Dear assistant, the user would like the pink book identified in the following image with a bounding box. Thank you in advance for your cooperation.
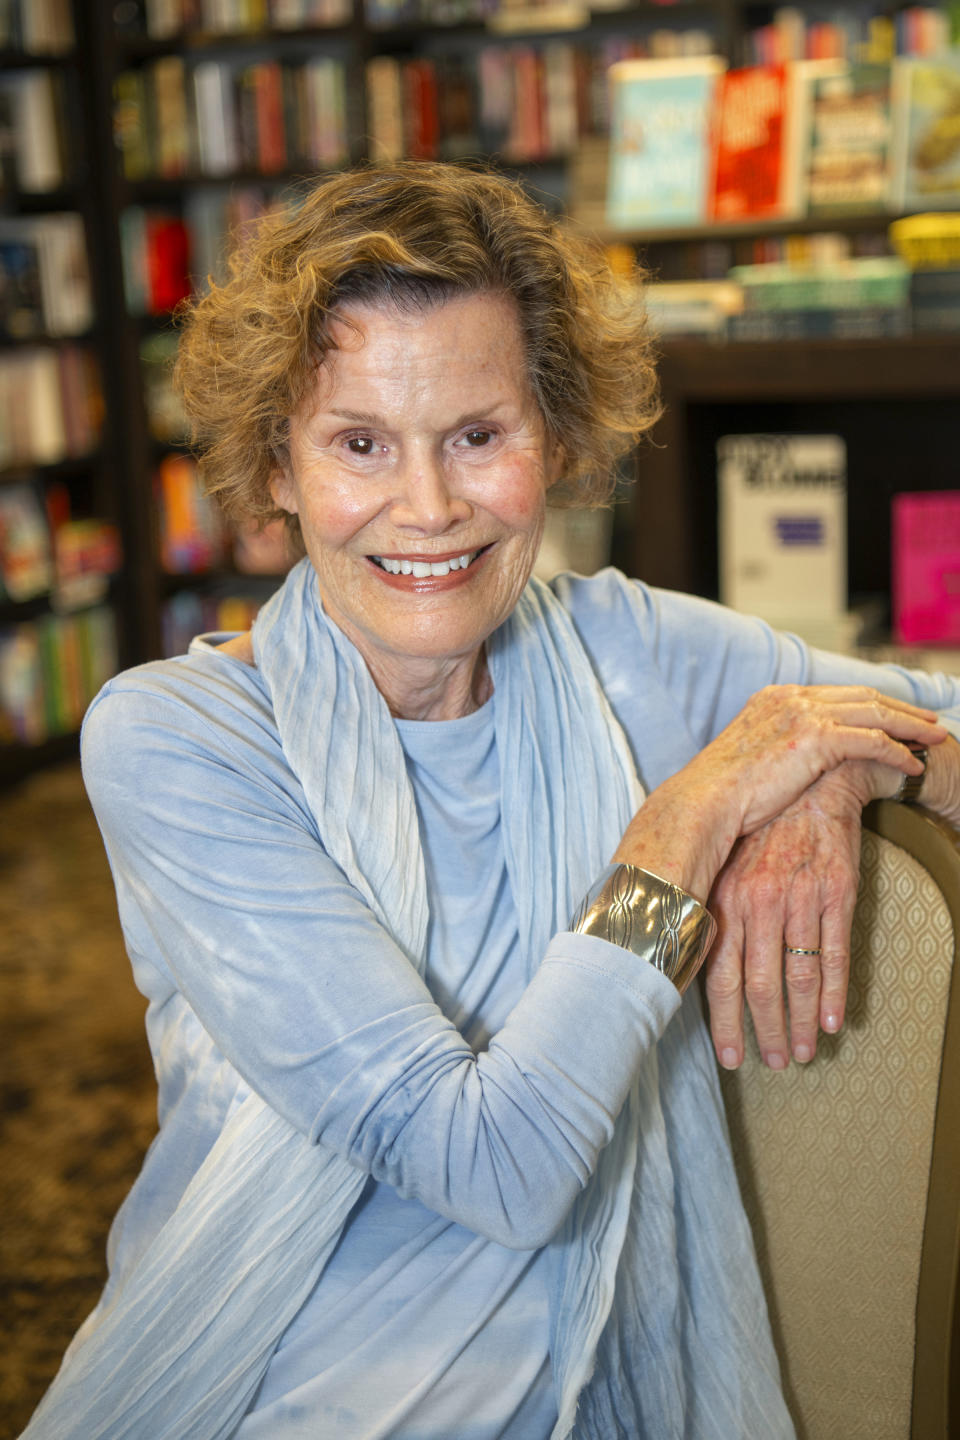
[893,490,960,644]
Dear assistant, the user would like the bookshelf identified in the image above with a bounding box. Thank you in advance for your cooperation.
[628,334,960,622]
[1,0,959,777]
[0,3,131,783]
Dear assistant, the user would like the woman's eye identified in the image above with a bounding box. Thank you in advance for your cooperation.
[346,436,377,455]
[463,429,493,447]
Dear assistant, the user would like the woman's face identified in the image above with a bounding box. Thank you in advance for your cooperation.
[271,291,561,699]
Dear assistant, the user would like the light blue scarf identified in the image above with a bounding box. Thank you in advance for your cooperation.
[23,560,793,1440]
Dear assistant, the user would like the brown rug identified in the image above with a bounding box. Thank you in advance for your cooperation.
[0,761,157,1438]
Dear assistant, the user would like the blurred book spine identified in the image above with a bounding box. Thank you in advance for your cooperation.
[0,68,69,193]
[0,213,93,338]
[0,345,102,469]
[0,0,74,56]
[0,605,117,745]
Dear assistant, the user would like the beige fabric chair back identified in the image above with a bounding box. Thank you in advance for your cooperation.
[719,800,960,1440]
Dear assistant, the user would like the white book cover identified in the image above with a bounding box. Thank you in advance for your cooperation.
[718,433,847,633]
[35,214,91,335]
[24,347,67,465]
[12,71,63,192]
[193,62,239,177]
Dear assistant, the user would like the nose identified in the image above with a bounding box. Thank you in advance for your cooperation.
[388,448,472,534]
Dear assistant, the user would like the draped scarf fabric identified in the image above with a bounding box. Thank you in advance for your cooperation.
[23,559,793,1440]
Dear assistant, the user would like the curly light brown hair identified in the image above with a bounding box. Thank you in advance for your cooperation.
[174,160,660,548]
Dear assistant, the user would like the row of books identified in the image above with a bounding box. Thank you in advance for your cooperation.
[0,69,69,194]
[122,0,960,43]
[162,584,273,657]
[0,213,92,340]
[114,54,350,181]
[605,53,960,232]
[109,184,805,325]
[121,188,284,315]
[0,481,122,610]
[0,604,117,746]
[0,0,75,55]
[114,36,703,180]
[644,253,960,339]
[156,453,291,576]
[124,0,706,35]
[746,4,959,67]
[367,34,717,164]
[126,0,352,37]
[0,346,102,471]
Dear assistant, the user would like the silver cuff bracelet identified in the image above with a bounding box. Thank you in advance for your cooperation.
[570,863,717,995]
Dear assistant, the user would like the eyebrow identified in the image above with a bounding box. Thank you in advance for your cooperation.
[325,399,513,429]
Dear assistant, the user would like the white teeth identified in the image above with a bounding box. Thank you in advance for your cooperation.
[374,549,480,577]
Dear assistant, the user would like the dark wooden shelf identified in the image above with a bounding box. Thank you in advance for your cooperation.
[115,24,355,62]
[658,334,960,400]
[572,207,927,246]
[0,47,75,68]
[160,570,288,595]
[0,453,101,487]
[631,333,960,600]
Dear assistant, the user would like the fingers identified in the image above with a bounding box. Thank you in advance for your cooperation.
[771,684,943,729]
[818,878,856,1040]
[742,899,791,1071]
[728,687,946,839]
[705,908,746,1070]
[782,877,822,1063]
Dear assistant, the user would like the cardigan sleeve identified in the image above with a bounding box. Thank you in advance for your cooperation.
[554,570,960,781]
[81,671,680,1251]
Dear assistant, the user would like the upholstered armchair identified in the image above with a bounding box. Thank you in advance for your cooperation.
[720,799,960,1440]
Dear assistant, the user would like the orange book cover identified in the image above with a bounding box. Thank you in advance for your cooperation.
[255,61,288,174]
[709,63,789,221]
[403,60,439,160]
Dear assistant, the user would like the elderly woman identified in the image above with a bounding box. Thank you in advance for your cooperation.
[23,162,960,1440]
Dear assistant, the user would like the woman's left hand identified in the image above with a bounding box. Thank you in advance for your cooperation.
[704,762,873,1072]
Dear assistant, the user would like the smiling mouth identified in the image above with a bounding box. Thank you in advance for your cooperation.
[369,547,487,578]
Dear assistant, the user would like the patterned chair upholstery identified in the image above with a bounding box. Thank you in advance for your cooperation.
[719,799,960,1440]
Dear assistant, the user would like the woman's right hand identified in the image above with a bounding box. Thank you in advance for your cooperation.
[612,684,947,902]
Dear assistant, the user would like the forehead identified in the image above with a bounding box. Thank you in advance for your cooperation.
[319,292,529,398]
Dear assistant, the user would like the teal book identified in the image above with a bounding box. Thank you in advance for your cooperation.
[606,56,725,230]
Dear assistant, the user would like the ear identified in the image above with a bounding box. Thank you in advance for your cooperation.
[269,466,299,516]
[544,437,565,492]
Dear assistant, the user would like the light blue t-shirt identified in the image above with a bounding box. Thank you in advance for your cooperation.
[79,570,960,1439]
[238,704,557,1438]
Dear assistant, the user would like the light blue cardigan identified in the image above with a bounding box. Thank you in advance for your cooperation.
[27,564,960,1438]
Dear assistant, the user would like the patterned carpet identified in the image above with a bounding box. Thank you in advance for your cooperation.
[0,761,157,1438]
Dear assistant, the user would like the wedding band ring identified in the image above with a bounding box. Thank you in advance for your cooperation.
[783,945,822,956]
